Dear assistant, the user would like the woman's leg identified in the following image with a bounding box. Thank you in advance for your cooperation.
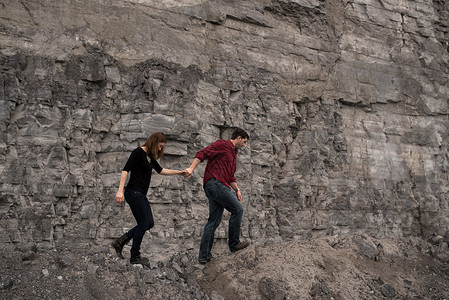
[124,189,154,252]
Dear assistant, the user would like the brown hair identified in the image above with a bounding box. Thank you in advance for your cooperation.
[143,132,167,159]
[231,128,249,140]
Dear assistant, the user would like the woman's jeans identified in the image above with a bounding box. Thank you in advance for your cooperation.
[124,189,154,252]
[198,178,244,261]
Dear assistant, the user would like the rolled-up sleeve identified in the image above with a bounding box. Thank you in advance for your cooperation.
[194,140,225,162]
[195,139,238,187]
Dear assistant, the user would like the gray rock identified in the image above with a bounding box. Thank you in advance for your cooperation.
[0,0,448,264]
[353,235,382,261]
[58,255,74,268]
[84,273,109,299]
[210,291,225,300]
[80,203,97,219]
[259,277,285,300]
[381,283,396,298]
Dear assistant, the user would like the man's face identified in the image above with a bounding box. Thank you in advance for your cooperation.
[235,137,247,150]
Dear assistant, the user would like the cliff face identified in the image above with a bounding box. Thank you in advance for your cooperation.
[0,0,448,256]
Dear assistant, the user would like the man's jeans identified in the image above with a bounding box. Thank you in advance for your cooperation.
[198,178,244,261]
[125,189,155,252]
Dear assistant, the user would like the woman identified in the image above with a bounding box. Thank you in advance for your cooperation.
[112,132,185,265]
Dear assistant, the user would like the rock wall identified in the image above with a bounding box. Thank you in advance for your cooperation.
[0,0,448,257]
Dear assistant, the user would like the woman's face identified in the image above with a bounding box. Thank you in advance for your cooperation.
[158,142,166,151]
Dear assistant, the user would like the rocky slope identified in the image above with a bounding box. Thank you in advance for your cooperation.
[2,235,449,299]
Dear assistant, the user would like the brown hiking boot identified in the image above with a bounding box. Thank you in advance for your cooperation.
[231,241,250,253]
[130,250,150,266]
[111,233,131,259]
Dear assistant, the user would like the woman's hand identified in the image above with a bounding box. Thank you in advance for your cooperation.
[115,191,124,204]
[116,171,128,204]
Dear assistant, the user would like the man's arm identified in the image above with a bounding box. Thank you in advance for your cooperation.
[230,182,242,201]
[185,158,201,178]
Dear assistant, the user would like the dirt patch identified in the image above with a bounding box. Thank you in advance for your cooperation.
[1,235,448,299]
[195,236,449,299]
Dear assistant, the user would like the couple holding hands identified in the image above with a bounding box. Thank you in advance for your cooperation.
[112,128,250,265]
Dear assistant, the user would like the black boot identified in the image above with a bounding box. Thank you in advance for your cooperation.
[111,233,131,259]
[130,250,150,266]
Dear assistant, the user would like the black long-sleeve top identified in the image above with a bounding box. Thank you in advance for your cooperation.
[123,147,162,195]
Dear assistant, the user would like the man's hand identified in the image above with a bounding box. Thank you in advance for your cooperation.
[236,190,242,202]
[184,167,194,178]
[115,191,124,204]
[185,158,201,179]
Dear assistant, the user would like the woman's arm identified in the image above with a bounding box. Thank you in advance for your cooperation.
[115,171,128,203]
[160,168,187,176]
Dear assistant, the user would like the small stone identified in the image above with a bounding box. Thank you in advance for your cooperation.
[87,264,99,274]
[403,279,413,286]
[431,235,444,244]
[42,269,49,277]
[21,251,36,262]
[259,277,285,300]
[381,283,396,298]
[59,255,74,268]
[210,291,225,300]
[172,262,183,274]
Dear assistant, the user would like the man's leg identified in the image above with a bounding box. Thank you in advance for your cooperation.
[198,179,224,262]
[208,179,245,251]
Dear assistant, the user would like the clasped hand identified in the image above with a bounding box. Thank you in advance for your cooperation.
[183,167,193,178]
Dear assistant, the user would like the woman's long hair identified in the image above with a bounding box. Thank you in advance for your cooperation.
[143,132,167,159]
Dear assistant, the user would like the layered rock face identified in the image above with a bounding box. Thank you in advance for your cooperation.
[0,0,448,257]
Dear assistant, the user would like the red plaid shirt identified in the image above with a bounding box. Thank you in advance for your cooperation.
[195,139,237,187]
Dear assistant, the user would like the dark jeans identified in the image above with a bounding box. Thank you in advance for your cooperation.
[124,189,154,252]
[198,178,244,261]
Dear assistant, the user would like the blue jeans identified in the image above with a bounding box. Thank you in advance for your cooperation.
[198,178,244,261]
[124,189,154,252]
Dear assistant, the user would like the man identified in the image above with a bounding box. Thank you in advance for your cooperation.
[185,128,250,264]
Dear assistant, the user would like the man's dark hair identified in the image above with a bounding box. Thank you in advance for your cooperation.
[231,128,249,140]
